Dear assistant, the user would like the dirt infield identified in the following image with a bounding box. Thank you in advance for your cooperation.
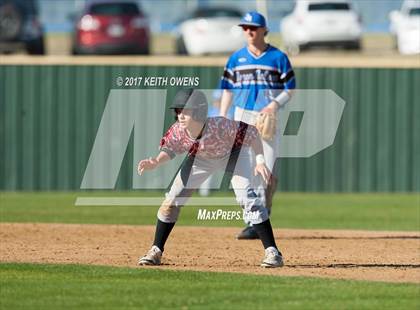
[1,223,419,283]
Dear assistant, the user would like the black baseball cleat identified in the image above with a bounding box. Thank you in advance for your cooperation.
[237,226,259,240]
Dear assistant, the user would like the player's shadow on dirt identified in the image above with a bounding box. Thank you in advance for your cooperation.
[282,236,420,240]
[287,263,420,269]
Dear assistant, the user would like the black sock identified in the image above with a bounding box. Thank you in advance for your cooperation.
[153,219,175,252]
[253,219,279,252]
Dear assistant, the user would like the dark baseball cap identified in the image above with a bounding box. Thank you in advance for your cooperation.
[170,89,208,110]
[238,11,267,28]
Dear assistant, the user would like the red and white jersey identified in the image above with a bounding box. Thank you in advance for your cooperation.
[160,117,258,159]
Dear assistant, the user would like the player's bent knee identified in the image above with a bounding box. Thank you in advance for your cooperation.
[244,193,269,225]
[157,198,181,223]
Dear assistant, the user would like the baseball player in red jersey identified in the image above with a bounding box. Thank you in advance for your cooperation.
[138,89,283,268]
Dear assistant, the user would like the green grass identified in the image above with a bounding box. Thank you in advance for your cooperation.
[1,194,418,309]
[1,263,418,310]
[0,192,419,230]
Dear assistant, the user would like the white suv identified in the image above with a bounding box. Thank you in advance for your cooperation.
[389,0,420,55]
[281,0,362,53]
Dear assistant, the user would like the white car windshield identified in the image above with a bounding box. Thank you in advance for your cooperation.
[308,3,350,11]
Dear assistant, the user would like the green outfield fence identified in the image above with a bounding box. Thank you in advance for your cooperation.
[1,61,419,192]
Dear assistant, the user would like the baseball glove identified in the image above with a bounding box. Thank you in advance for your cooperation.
[255,112,277,141]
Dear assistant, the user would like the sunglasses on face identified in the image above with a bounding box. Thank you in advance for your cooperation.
[242,25,258,31]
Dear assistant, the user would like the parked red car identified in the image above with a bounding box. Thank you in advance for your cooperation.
[72,1,150,55]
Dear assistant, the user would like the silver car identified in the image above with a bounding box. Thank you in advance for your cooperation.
[390,0,420,55]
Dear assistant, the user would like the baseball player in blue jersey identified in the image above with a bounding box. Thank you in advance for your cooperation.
[219,11,296,239]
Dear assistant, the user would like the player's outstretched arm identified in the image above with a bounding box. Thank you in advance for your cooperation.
[137,151,171,175]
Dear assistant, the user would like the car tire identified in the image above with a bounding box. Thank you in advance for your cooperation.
[71,47,79,55]
[176,36,188,55]
[345,40,361,50]
[299,44,309,52]
[26,37,45,55]
[139,45,150,55]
